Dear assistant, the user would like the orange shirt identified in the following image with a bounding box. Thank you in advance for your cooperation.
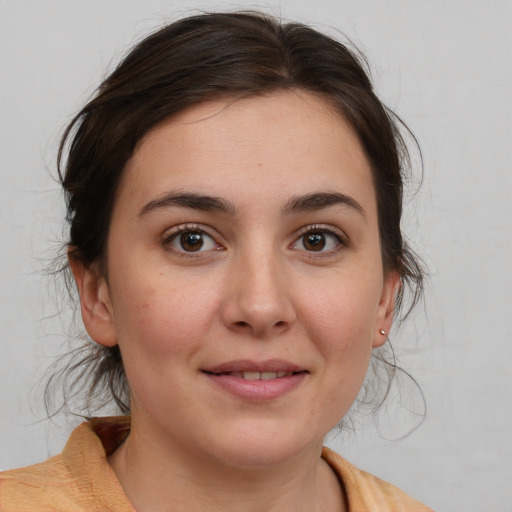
[0,417,432,511]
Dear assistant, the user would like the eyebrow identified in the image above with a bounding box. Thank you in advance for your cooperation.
[138,191,237,217]
[282,192,366,219]
[138,190,365,219]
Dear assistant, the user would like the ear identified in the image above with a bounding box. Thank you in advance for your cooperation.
[68,250,117,347]
[372,271,401,348]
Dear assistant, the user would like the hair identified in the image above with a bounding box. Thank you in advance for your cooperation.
[48,11,425,418]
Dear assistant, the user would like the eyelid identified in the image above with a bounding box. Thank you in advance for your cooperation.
[291,224,348,253]
[162,223,224,256]
[300,223,346,238]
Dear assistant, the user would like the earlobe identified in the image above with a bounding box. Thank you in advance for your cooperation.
[372,271,401,348]
[68,250,117,347]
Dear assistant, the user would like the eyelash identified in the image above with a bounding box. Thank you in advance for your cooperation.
[161,223,347,257]
[162,224,222,257]
[292,224,347,255]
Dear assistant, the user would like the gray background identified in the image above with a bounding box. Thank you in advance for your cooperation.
[1,1,511,510]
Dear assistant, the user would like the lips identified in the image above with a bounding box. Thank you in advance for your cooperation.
[225,371,293,380]
[202,359,308,400]
[203,359,306,375]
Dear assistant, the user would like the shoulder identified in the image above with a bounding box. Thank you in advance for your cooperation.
[0,417,133,512]
[321,447,434,512]
[0,454,81,511]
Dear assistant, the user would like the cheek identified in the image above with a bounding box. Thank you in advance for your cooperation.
[110,272,220,359]
[302,273,380,351]
[301,281,379,424]
[299,268,382,398]
[110,275,220,412]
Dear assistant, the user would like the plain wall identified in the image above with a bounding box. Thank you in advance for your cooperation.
[1,1,511,510]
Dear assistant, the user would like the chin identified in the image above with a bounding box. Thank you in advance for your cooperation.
[204,422,322,469]
[214,443,305,469]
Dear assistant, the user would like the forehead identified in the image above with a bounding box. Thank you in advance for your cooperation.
[117,90,376,218]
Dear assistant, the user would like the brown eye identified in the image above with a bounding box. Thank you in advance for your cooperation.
[292,228,343,253]
[168,229,217,253]
[180,232,204,251]
[303,232,326,251]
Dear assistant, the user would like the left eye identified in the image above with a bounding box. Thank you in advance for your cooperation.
[169,230,218,253]
[293,231,342,252]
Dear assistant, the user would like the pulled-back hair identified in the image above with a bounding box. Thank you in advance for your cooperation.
[50,11,424,417]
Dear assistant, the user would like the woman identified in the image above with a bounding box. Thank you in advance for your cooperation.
[1,11,431,511]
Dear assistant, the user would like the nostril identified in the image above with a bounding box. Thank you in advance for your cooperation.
[275,321,287,328]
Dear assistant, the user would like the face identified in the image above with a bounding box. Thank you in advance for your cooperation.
[74,90,398,468]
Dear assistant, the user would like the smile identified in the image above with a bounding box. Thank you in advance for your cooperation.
[202,360,308,400]
[213,371,295,380]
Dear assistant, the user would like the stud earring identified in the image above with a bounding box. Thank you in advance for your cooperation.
[379,329,386,335]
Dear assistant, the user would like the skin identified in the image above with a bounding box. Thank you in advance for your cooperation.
[71,90,399,512]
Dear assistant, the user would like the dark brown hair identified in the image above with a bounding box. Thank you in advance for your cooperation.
[50,11,424,417]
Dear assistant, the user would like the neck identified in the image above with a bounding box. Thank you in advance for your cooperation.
[108,417,345,512]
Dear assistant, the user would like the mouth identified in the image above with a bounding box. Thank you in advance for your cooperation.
[204,370,301,380]
[201,360,308,400]
[202,359,307,377]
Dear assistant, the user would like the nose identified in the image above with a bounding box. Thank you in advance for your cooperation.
[220,249,296,338]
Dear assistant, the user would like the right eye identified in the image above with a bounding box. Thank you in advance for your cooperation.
[165,227,219,253]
